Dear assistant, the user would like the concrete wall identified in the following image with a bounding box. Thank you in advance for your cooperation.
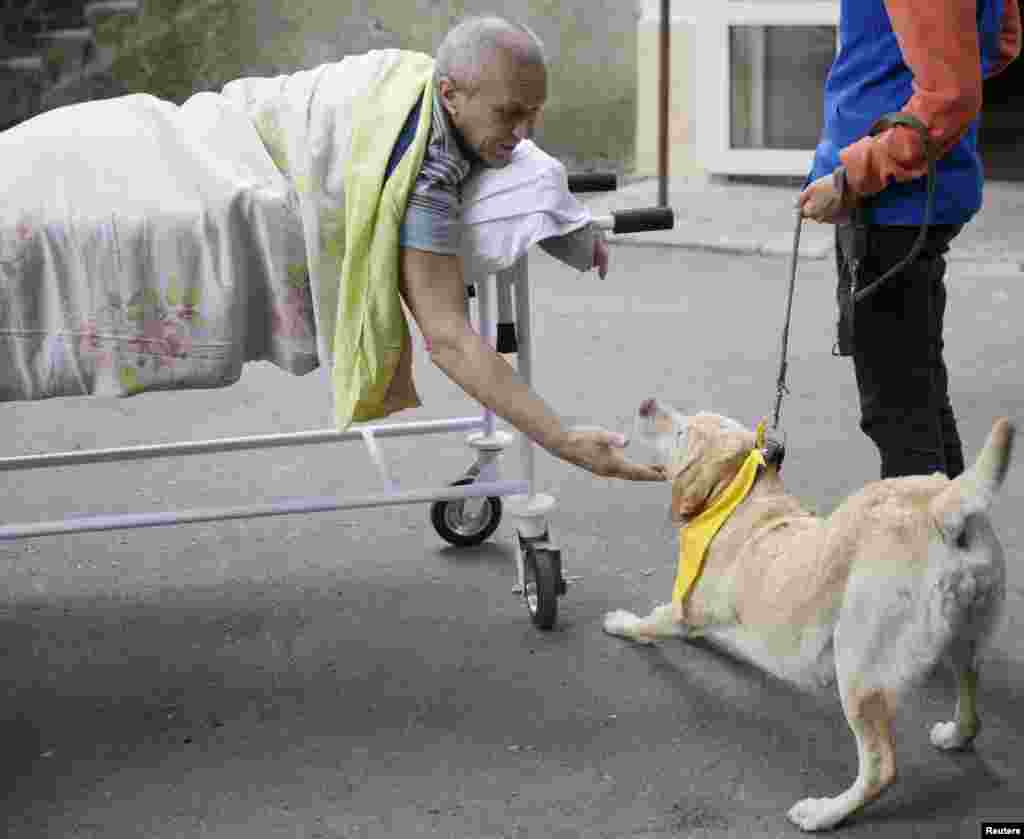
[634,7,699,178]
[81,0,639,173]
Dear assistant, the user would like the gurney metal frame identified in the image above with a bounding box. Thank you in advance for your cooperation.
[0,176,673,630]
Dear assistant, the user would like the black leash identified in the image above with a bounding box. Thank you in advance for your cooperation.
[771,207,801,433]
[770,112,937,459]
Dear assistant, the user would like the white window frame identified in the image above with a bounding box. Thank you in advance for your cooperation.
[696,1,840,176]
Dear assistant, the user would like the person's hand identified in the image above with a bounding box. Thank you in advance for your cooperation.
[797,171,857,224]
[592,236,609,280]
[561,426,667,481]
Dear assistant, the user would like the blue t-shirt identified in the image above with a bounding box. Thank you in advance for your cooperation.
[806,0,1007,225]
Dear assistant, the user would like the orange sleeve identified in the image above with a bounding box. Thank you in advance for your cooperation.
[839,0,983,198]
[986,0,1022,78]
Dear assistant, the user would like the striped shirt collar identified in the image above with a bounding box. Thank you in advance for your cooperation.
[429,79,480,183]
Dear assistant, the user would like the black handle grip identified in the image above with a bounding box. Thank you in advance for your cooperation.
[496,323,518,354]
[568,173,618,193]
[612,207,675,234]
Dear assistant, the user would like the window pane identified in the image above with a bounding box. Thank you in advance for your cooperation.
[729,25,836,149]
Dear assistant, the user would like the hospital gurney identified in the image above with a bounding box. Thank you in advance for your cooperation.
[0,175,674,630]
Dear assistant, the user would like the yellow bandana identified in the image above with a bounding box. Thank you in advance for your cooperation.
[673,424,767,605]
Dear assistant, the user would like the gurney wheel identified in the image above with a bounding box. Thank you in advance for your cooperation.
[430,479,502,547]
[523,545,562,631]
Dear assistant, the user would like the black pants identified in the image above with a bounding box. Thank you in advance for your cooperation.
[835,224,965,479]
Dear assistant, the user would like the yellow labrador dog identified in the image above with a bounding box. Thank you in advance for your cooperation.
[604,399,1014,832]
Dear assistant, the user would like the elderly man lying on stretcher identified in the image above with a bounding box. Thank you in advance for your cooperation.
[0,15,663,483]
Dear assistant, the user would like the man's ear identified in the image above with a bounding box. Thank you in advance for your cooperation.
[437,76,460,117]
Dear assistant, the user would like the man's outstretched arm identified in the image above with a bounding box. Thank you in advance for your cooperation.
[398,247,664,481]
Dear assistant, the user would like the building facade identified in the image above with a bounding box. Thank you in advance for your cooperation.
[636,0,1024,182]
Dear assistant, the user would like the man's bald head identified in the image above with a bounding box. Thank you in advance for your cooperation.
[435,16,546,93]
[433,16,548,168]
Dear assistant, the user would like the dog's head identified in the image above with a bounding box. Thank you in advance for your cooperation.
[634,399,759,525]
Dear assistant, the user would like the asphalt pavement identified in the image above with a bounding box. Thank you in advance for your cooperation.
[2,182,1023,837]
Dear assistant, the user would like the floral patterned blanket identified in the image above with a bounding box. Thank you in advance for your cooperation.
[0,52,593,406]
[0,89,315,401]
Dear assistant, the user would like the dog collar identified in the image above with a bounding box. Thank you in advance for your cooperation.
[673,428,767,606]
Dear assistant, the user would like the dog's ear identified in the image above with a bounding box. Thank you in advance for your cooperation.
[669,416,754,523]
[668,423,709,520]
[671,471,707,520]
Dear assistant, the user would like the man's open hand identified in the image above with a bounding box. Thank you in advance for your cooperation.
[797,172,857,224]
[563,426,667,481]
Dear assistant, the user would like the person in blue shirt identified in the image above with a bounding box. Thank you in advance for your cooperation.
[797,0,1020,479]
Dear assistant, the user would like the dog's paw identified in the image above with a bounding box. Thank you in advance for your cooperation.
[930,720,977,751]
[787,797,847,832]
[602,609,653,644]
[602,609,637,637]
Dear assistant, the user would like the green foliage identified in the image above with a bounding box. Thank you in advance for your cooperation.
[93,13,134,48]
[43,44,67,81]
[106,0,247,102]
[97,0,637,168]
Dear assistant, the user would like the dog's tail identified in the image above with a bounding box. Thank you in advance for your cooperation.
[930,417,1015,543]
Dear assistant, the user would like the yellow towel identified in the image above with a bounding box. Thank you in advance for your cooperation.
[334,52,436,427]
[673,434,766,605]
